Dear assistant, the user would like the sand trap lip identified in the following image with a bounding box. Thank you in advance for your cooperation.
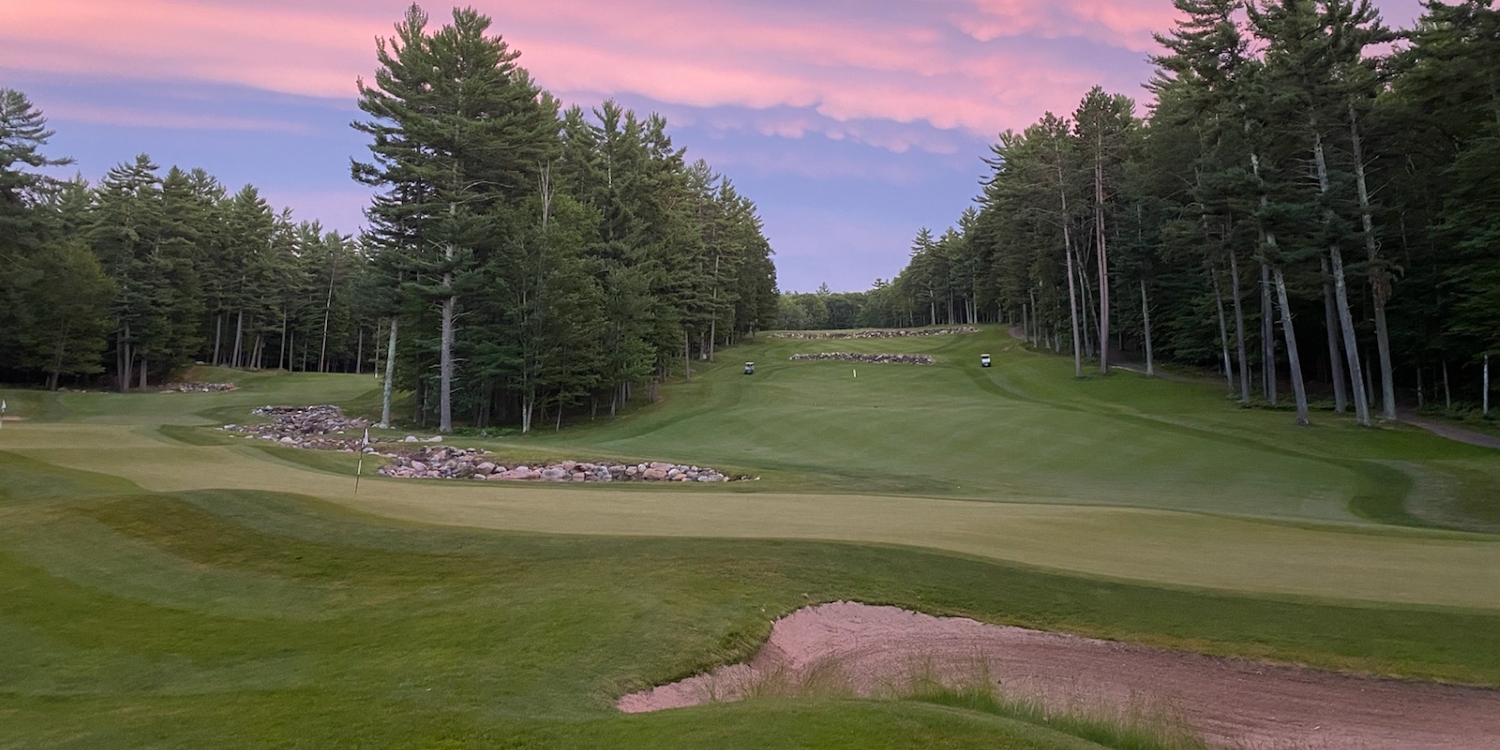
[618,601,1500,749]
[1,416,26,422]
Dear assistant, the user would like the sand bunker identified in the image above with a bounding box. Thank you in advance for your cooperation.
[618,601,1500,750]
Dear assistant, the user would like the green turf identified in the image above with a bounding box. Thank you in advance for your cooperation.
[3,327,1499,748]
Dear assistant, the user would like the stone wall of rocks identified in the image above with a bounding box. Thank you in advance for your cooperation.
[380,446,742,483]
[221,404,748,483]
[167,382,237,392]
[789,352,934,365]
[770,327,978,340]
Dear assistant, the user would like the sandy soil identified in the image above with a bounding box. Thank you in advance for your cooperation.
[618,602,1500,750]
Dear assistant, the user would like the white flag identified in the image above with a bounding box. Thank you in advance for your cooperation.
[363,427,370,446]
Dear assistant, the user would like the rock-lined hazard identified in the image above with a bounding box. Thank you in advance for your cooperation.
[223,405,749,483]
[771,327,977,340]
[381,447,740,483]
[790,352,934,365]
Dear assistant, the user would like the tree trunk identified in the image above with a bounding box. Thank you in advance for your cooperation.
[138,356,148,390]
[1322,258,1348,413]
[379,318,398,428]
[1228,250,1250,404]
[1212,269,1234,395]
[1443,361,1451,410]
[1062,226,1083,378]
[440,281,455,434]
[683,329,691,381]
[279,309,288,371]
[1261,263,1276,405]
[117,326,130,393]
[212,314,223,366]
[1485,354,1491,416]
[1140,278,1153,377]
[355,328,364,376]
[232,309,245,369]
[1348,102,1397,420]
[1273,268,1310,425]
[1095,157,1110,375]
[1081,243,1097,360]
[1312,128,1370,426]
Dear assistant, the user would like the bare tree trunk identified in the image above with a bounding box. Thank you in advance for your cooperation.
[1322,258,1348,413]
[1228,250,1250,404]
[117,325,130,392]
[439,281,455,433]
[1140,278,1153,377]
[232,309,244,369]
[279,309,288,371]
[1348,102,1397,420]
[138,356,148,390]
[1212,269,1234,395]
[1443,361,1452,410]
[683,329,691,381]
[379,318,398,428]
[355,328,363,376]
[212,314,222,366]
[1077,242,1097,360]
[1261,263,1276,405]
[1485,354,1491,416]
[1095,156,1110,375]
[1313,129,1371,426]
[1273,268,1311,425]
[1063,226,1083,378]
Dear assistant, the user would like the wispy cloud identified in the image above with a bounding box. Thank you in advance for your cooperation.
[3,0,1157,140]
[45,102,311,133]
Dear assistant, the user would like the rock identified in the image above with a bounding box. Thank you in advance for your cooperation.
[405,436,418,443]
[644,468,668,480]
[475,462,497,475]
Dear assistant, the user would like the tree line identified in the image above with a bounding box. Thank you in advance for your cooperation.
[0,95,373,390]
[822,0,1499,423]
[0,5,780,434]
[354,5,778,433]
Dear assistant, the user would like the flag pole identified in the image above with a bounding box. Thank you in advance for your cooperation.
[1,398,7,431]
[355,427,369,495]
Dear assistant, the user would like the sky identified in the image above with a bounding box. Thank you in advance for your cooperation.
[1,0,1425,292]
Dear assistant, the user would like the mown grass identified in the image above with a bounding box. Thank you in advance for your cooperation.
[4,480,1500,748]
[3,326,1498,748]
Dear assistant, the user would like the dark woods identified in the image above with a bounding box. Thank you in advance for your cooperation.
[0,4,779,432]
[784,0,1500,424]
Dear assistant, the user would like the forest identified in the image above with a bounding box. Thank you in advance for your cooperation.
[784,0,1499,424]
[0,5,780,432]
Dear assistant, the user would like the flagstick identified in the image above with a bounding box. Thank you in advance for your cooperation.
[354,426,370,495]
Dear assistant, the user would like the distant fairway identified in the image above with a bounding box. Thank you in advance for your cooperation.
[3,328,1499,748]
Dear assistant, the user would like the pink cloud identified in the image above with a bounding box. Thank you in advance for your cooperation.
[0,0,1173,140]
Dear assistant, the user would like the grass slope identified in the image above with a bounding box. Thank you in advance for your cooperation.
[2,329,1498,748]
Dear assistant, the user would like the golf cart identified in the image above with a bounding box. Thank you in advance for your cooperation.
[744,361,755,375]
[980,353,992,368]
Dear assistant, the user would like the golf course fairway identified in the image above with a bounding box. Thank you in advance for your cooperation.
[2,326,1497,748]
